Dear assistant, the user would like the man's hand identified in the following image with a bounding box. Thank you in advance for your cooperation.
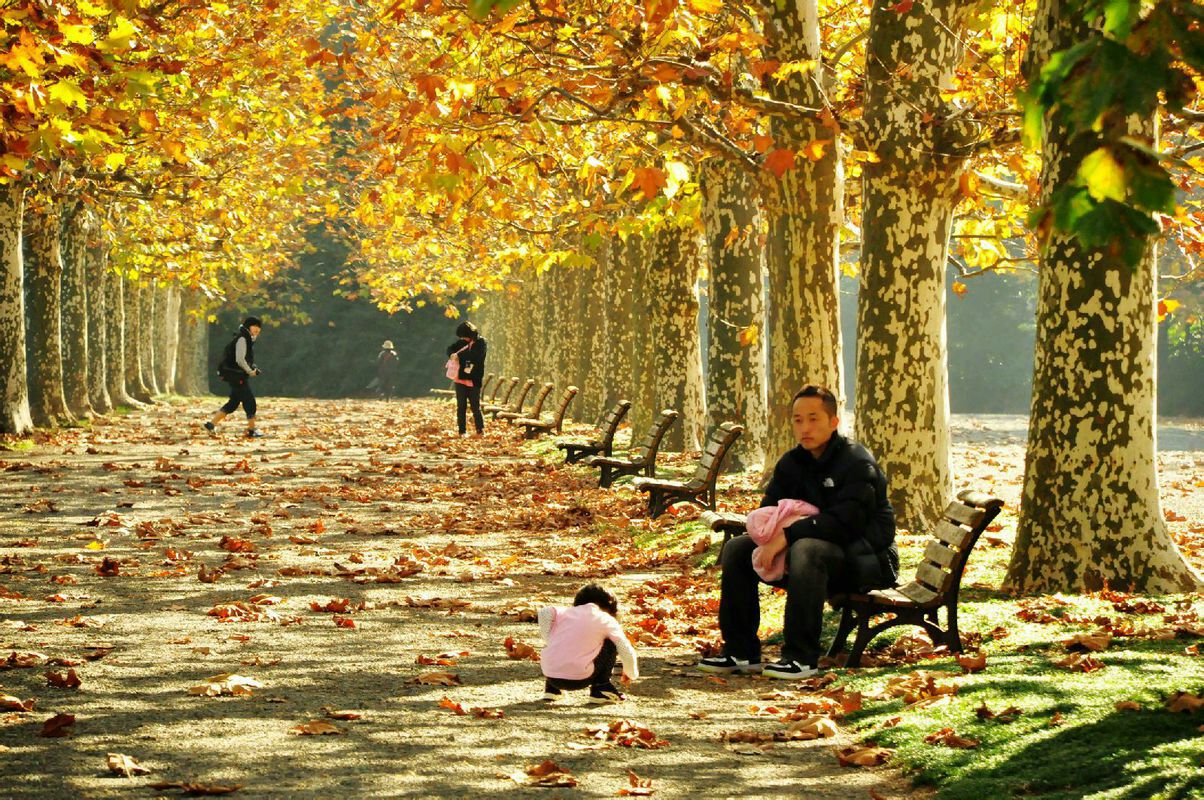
[751,531,787,573]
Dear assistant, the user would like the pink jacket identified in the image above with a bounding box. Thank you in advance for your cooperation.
[745,499,819,582]
[538,603,639,682]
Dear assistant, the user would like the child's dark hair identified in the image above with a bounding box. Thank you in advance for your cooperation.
[573,583,618,616]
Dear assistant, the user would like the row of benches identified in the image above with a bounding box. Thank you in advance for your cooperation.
[450,373,1005,667]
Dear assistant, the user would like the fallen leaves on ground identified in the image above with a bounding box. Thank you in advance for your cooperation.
[289,720,347,735]
[107,752,152,777]
[584,719,669,749]
[956,651,987,673]
[618,770,655,796]
[40,712,75,737]
[880,671,960,706]
[1053,653,1105,673]
[1063,631,1112,652]
[187,673,264,697]
[411,672,461,686]
[923,727,981,748]
[45,668,81,689]
[975,703,1022,723]
[503,636,540,661]
[1166,691,1204,713]
[835,744,893,767]
[509,759,578,788]
[148,780,244,795]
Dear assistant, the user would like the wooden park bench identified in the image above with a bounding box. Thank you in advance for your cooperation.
[556,399,632,463]
[586,409,678,488]
[631,422,743,518]
[481,376,518,412]
[516,386,578,439]
[485,377,534,418]
[700,490,1004,667]
[497,381,552,423]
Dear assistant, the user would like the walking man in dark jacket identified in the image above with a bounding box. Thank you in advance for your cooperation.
[700,384,897,679]
[204,316,264,439]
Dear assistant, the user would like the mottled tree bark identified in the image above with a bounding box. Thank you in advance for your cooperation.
[105,270,141,407]
[0,185,33,435]
[577,241,609,423]
[137,281,160,396]
[84,225,112,414]
[854,0,982,530]
[626,235,657,441]
[23,202,74,427]
[646,224,705,452]
[599,233,637,416]
[154,283,180,394]
[123,278,154,402]
[174,288,210,396]
[702,161,768,470]
[60,204,94,418]
[762,0,845,466]
[1003,0,1200,593]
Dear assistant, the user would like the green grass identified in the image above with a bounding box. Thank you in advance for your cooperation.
[530,445,1204,799]
[0,437,36,453]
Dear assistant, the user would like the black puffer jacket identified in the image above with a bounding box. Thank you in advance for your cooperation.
[446,337,487,387]
[760,433,898,591]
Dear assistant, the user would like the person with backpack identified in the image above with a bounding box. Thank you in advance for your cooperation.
[376,340,399,399]
[445,321,487,436]
[204,316,264,438]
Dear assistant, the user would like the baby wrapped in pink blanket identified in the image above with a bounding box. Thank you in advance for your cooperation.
[745,498,820,582]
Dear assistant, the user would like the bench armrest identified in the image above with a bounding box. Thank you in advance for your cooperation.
[699,510,747,535]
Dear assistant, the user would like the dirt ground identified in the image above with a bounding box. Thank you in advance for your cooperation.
[1,398,1200,799]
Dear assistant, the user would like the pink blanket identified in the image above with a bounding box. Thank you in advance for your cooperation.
[745,499,819,582]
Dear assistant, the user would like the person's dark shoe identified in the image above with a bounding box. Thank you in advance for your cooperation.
[697,654,762,675]
[542,681,563,702]
[762,659,819,680]
[203,421,216,434]
[245,429,265,439]
[587,682,625,704]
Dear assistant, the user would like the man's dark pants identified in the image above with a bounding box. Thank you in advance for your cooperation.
[718,534,845,667]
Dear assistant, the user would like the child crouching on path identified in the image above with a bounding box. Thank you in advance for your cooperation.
[538,584,638,704]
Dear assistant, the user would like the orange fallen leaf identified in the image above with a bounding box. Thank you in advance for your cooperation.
[411,672,461,686]
[1053,653,1105,673]
[618,769,654,796]
[289,720,346,735]
[924,727,980,748]
[106,752,151,777]
[439,696,467,715]
[40,712,75,737]
[0,694,35,712]
[148,780,243,795]
[45,668,81,689]
[1166,691,1204,713]
[1115,701,1142,712]
[836,744,893,767]
[511,759,578,787]
[321,706,363,720]
[1063,631,1112,652]
[503,636,540,661]
[956,652,987,673]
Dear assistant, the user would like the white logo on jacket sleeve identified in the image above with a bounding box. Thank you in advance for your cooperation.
[823,478,835,488]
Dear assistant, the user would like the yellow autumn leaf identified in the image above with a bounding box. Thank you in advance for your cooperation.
[59,24,96,45]
[48,80,88,111]
[687,0,723,12]
[1079,147,1126,202]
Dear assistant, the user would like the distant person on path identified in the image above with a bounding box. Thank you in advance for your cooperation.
[205,316,265,439]
[699,384,897,679]
[376,340,399,399]
[446,321,487,437]
[539,583,639,704]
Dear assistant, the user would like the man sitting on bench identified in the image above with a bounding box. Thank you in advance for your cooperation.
[699,384,898,679]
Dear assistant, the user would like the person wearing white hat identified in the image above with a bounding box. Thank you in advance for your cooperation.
[376,340,399,399]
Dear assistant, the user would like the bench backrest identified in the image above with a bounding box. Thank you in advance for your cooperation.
[507,379,537,413]
[595,400,632,447]
[479,373,496,397]
[893,491,1004,606]
[631,409,679,464]
[548,386,578,430]
[523,382,554,418]
[491,376,518,405]
[689,422,744,487]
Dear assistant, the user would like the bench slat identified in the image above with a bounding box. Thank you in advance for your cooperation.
[894,582,939,605]
[915,562,953,594]
[944,501,984,528]
[922,540,959,569]
[934,520,973,550]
